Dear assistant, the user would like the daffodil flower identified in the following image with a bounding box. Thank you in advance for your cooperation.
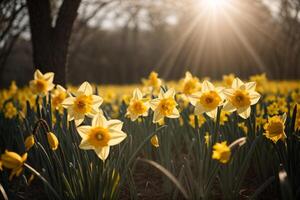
[29,69,55,95]
[223,78,260,119]
[264,114,286,143]
[62,82,103,126]
[126,88,150,121]
[142,71,162,92]
[0,150,27,180]
[150,88,180,123]
[77,113,127,161]
[189,80,224,119]
[52,85,67,109]
[212,141,231,164]
[181,71,201,97]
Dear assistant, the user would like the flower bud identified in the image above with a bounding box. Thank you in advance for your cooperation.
[47,132,59,150]
[24,135,35,151]
[151,135,159,148]
[1,150,27,169]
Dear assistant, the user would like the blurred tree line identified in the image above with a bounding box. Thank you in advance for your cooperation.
[0,0,300,87]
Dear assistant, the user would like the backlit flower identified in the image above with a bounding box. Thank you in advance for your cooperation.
[150,88,180,123]
[212,141,231,164]
[264,114,286,143]
[4,102,17,119]
[189,81,224,119]
[29,69,55,95]
[52,85,67,110]
[222,73,235,87]
[142,71,162,91]
[181,72,201,96]
[126,88,150,121]
[62,82,103,126]
[223,78,260,119]
[77,113,127,161]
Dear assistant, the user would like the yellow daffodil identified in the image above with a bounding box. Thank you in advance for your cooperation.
[181,71,201,96]
[4,102,17,119]
[1,150,27,180]
[24,135,35,151]
[189,80,224,119]
[291,91,300,104]
[126,88,150,121]
[264,114,286,143]
[150,88,180,123]
[142,71,162,91]
[47,132,59,150]
[212,141,231,164]
[52,85,67,109]
[29,69,55,95]
[267,102,279,116]
[250,73,267,93]
[151,134,159,148]
[62,82,103,126]
[222,73,235,87]
[77,113,127,161]
[223,78,261,119]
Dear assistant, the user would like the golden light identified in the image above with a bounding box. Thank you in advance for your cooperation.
[200,0,230,12]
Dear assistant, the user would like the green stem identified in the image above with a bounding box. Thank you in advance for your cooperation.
[24,163,61,200]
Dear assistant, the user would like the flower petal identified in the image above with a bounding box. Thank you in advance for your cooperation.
[62,97,75,107]
[95,146,110,161]
[223,101,236,112]
[75,118,84,127]
[232,78,244,89]
[245,82,256,91]
[202,80,215,92]
[77,126,91,138]
[92,95,103,107]
[78,82,93,96]
[206,108,217,119]
[237,107,251,119]
[79,139,93,150]
[106,119,123,130]
[92,113,106,127]
[250,91,261,104]
[150,99,160,110]
[168,108,180,118]
[108,129,127,146]
[189,92,201,106]
[34,69,43,80]
[164,88,176,98]
[44,72,54,82]
[153,110,164,123]
[133,88,143,100]
[194,103,206,115]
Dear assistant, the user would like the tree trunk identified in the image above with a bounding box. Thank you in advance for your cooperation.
[26,0,81,86]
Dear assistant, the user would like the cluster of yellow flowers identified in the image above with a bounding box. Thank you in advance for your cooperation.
[0,69,299,168]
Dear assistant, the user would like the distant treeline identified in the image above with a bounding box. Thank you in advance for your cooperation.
[1,0,300,87]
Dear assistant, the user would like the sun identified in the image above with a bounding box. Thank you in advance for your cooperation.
[206,0,227,7]
[200,0,229,11]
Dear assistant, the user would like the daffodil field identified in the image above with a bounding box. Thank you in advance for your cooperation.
[0,71,300,199]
